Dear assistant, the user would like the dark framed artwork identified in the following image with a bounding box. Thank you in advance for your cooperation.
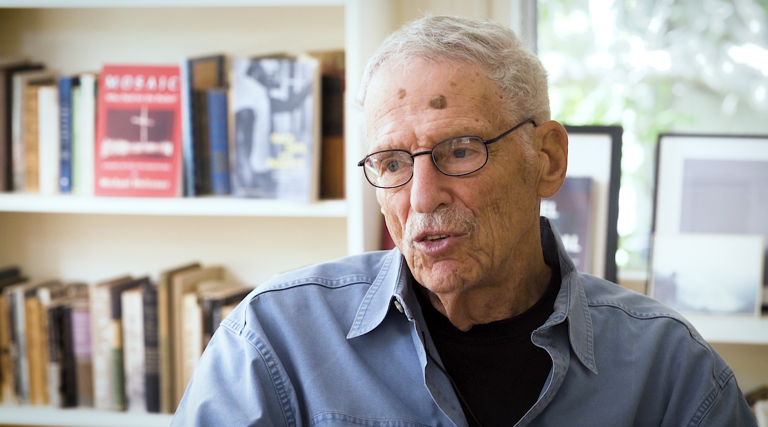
[651,134,768,314]
[543,125,621,283]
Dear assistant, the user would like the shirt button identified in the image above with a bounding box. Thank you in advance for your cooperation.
[393,300,404,313]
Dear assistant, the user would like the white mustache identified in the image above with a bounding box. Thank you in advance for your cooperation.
[405,205,479,242]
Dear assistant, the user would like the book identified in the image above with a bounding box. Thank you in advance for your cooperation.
[68,283,93,407]
[37,85,59,195]
[58,75,78,194]
[49,282,92,408]
[1,61,43,192]
[156,262,200,413]
[12,69,55,192]
[170,266,241,407]
[309,50,345,200]
[199,286,251,348]
[5,279,59,405]
[24,280,62,405]
[72,73,97,196]
[121,279,159,413]
[206,87,230,195]
[94,64,183,197]
[180,54,227,197]
[542,177,595,273]
[0,273,28,404]
[231,55,322,201]
[89,274,132,411]
[109,276,147,410]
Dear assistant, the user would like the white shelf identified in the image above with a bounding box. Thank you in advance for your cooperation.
[0,194,347,218]
[0,0,344,7]
[0,407,172,427]
[685,314,768,345]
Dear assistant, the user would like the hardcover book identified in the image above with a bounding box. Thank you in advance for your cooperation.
[156,262,200,413]
[542,177,595,273]
[0,273,28,404]
[58,75,78,194]
[89,275,132,411]
[231,55,321,201]
[170,266,241,407]
[12,70,55,192]
[1,61,44,191]
[95,65,182,197]
[206,87,230,195]
[309,49,345,200]
[180,54,227,196]
[72,73,97,196]
[37,85,59,195]
[121,279,159,413]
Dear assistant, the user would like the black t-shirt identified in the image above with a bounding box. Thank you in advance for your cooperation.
[415,235,561,427]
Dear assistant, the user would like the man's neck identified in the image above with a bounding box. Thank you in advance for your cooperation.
[422,252,552,332]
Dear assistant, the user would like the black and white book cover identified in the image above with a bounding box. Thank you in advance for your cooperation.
[231,55,320,202]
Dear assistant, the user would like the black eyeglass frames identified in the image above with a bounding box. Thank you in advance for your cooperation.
[357,119,537,189]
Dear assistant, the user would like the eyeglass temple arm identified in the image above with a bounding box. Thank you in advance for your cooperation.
[484,119,537,145]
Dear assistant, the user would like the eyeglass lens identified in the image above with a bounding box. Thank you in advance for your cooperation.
[363,136,488,188]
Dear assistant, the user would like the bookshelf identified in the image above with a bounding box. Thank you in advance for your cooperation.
[0,1,766,426]
[0,1,393,425]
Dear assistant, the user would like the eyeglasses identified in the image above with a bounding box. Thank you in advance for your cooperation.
[358,119,537,189]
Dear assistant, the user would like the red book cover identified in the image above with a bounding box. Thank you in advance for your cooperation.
[95,65,182,197]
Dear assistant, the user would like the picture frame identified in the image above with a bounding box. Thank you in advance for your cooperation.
[547,125,622,283]
[650,233,764,316]
[651,133,768,312]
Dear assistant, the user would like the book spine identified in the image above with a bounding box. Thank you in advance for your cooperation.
[89,285,114,410]
[0,294,15,404]
[24,297,47,405]
[201,297,215,350]
[37,86,59,195]
[11,74,25,192]
[192,90,210,195]
[110,320,125,410]
[206,88,230,195]
[71,305,93,407]
[157,277,171,413]
[46,305,62,408]
[58,76,73,194]
[23,85,40,193]
[69,86,81,194]
[180,60,195,197]
[180,292,202,398]
[143,283,160,413]
[11,287,30,404]
[59,306,78,407]
[122,290,145,412]
[74,74,96,196]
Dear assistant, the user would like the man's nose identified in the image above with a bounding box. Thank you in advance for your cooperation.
[409,155,452,214]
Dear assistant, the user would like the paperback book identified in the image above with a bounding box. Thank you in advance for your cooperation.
[231,55,321,201]
[94,65,182,197]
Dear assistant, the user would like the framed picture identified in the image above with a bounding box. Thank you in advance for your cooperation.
[543,125,621,283]
[652,134,768,311]
[650,233,764,316]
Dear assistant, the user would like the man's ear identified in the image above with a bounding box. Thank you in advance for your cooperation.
[535,121,568,198]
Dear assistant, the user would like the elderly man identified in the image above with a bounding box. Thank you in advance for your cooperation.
[172,16,755,427]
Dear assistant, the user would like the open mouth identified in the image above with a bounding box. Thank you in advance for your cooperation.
[423,234,450,242]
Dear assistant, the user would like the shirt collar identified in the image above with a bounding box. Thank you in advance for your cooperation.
[346,217,598,375]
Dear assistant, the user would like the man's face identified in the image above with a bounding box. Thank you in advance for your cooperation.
[364,60,544,297]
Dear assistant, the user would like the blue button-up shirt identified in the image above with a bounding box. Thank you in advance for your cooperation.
[172,219,756,426]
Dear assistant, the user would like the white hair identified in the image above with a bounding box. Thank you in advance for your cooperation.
[359,15,551,126]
